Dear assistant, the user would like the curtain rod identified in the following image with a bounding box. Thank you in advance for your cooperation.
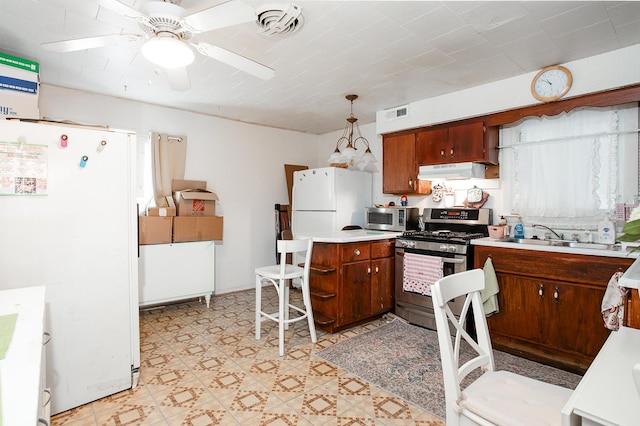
[497,128,640,149]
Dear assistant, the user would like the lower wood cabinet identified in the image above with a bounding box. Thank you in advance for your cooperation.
[309,239,395,333]
[474,245,633,374]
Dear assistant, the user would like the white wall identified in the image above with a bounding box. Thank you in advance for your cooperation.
[377,44,640,134]
[40,85,319,294]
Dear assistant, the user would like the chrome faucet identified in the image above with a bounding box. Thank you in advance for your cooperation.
[532,224,564,240]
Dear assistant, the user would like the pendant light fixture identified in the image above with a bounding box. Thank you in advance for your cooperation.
[327,94,377,172]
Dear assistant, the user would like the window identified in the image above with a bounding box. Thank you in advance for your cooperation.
[499,104,639,230]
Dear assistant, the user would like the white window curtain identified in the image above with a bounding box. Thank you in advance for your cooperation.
[509,108,619,229]
[150,132,187,207]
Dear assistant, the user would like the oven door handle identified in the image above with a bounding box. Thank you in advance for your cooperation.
[441,258,466,265]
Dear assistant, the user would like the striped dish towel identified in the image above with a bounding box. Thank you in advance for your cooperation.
[403,253,443,296]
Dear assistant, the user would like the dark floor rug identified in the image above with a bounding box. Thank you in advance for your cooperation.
[316,319,582,420]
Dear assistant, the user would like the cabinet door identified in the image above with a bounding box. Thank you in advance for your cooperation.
[340,261,372,325]
[487,274,546,343]
[448,121,486,162]
[371,257,394,315]
[382,133,430,194]
[415,127,448,164]
[546,282,611,358]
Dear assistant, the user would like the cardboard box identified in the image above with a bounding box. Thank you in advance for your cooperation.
[173,216,223,242]
[172,179,218,216]
[0,85,39,119]
[139,216,173,245]
[0,52,39,119]
[147,206,176,217]
[172,179,206,192]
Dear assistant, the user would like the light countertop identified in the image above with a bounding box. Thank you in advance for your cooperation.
[296,230,402,243]
[472,237,639,259]
[0,286,46,426]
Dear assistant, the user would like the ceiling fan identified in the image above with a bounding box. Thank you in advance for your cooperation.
[41,0,275,91]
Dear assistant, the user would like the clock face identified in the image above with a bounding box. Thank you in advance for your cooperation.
[531,66,572,102]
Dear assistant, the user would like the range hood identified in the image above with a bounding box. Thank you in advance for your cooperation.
[418,162,486,180]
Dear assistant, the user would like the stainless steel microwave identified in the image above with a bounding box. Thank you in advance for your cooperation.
[364,207,420,232]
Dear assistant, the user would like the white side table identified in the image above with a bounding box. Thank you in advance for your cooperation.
[561,326,640,426]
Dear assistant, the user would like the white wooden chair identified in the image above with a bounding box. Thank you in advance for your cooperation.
[255,238,317,356]
[431,269,572,426]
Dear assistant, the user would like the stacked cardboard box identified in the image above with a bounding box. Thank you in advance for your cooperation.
[139,180,223,245]
[172,179,223,242]
[0,52,39,119]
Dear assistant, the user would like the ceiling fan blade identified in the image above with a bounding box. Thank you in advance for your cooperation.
[41,34,142,52]
[183,0,256,32]
[195,42,274,80]
[165,67,191,91]
[98,0,148,21]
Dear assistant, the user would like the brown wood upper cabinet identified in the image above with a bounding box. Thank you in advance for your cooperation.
[382,133,431,195]
[416,121,498,165]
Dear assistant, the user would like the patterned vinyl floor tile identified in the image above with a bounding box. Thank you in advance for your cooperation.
[51,287,444,426]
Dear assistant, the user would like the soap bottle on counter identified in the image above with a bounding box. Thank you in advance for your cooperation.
[498,215,509,238]
[513,216,525,239]
[598,213,616,244]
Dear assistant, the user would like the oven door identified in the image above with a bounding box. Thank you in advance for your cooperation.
[394,246,467,330]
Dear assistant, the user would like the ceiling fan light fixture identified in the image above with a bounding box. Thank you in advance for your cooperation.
[141,33,194,69]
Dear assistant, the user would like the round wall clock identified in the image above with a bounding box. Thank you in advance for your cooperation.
[531,65,572,102]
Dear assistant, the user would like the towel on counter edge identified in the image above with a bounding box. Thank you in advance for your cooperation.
[403,252,443,296]
[482,257,500,316]
[601,271,628,331]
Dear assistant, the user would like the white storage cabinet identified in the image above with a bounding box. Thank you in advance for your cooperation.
[139,241,215,307]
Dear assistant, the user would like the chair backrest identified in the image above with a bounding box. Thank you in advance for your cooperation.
[276,238,313,278]
[431,269,495,418]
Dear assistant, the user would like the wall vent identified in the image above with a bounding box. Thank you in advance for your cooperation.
[384,104,409,121]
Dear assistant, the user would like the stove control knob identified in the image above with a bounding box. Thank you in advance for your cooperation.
[440,244,458,253]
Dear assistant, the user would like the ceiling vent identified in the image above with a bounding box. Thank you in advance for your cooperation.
[256,3,303,37]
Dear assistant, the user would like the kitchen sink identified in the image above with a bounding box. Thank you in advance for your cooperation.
[503,238,611,250]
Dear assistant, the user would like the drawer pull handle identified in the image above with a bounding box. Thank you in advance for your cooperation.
[43,332,51,346]
[375,265,379,273]
[367,266,371,274]
[554,287,559,302]
[354,249,360,256]
[538,284,544,298]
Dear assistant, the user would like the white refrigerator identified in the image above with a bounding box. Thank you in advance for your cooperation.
[291,167,372,234]
[0,119,140,415]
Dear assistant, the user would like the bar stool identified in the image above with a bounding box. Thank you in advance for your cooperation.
[255,238,317,356]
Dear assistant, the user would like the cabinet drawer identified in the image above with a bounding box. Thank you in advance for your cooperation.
[341,243,371,262]
[371,240,394,258]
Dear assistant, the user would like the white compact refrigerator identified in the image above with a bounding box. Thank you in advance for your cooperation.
[291,167,372,234]
[0,119,140,415]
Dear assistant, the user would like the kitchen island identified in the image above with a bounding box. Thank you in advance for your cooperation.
[472,239,636,373]
[296,230,401,333]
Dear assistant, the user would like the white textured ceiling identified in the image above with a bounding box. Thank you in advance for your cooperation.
[1,1,639,134]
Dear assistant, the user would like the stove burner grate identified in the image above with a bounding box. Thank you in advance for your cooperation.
[400,230,486,241]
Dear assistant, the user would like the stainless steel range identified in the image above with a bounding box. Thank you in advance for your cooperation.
[394,208,492,330]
